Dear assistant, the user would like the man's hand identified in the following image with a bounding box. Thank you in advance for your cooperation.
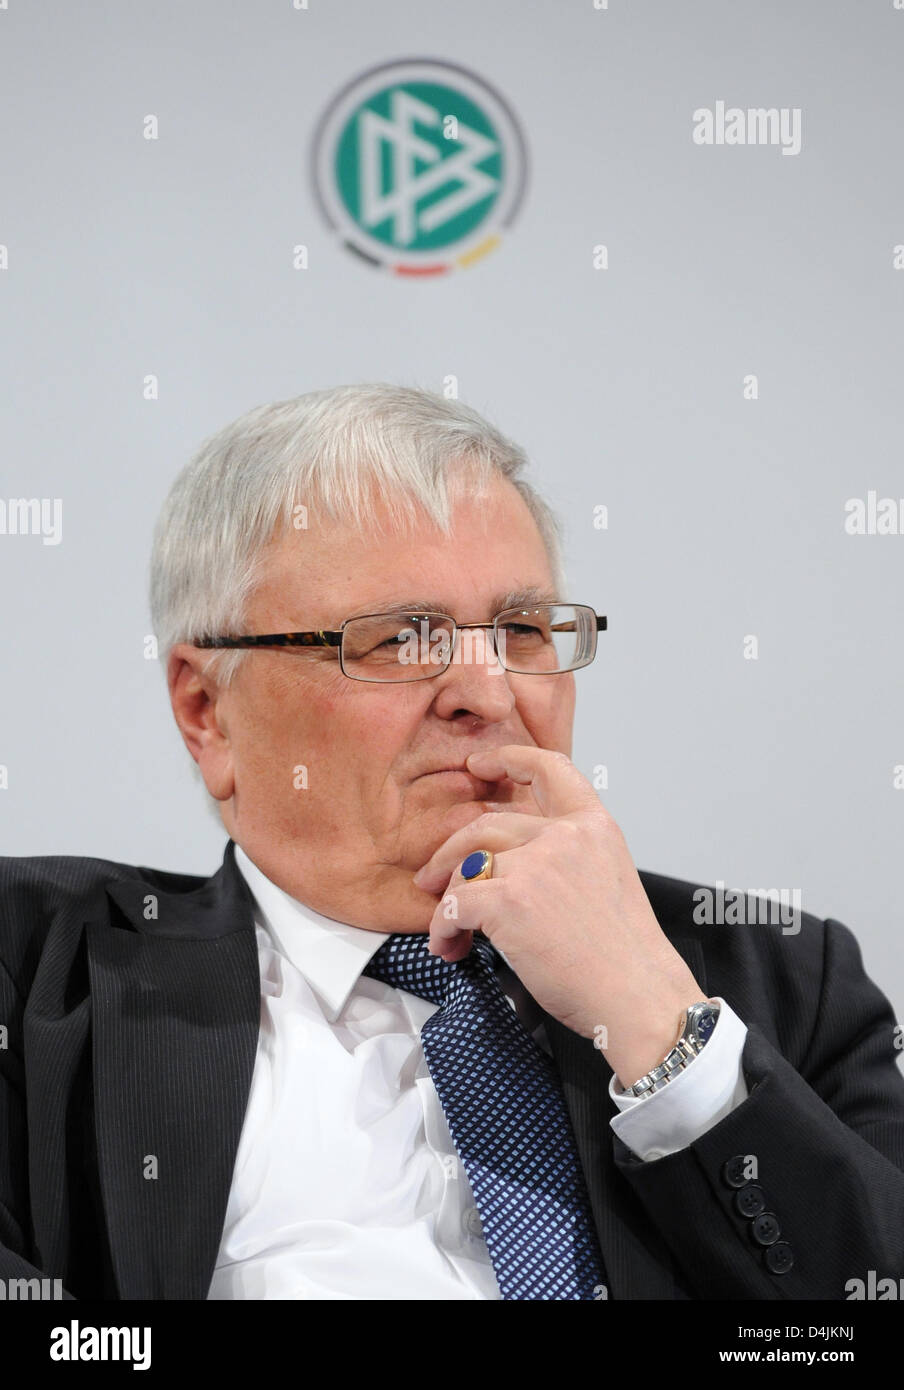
[412,745,707,1090]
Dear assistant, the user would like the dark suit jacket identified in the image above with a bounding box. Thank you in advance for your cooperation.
[2,840,904,1300]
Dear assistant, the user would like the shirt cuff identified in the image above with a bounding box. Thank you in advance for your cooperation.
[608,998,748,1161]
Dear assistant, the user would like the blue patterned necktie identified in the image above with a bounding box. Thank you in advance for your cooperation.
[363,931,608,1300]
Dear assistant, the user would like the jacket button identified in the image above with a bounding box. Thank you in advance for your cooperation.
[764,1242,794,1275]
[733,1184,766,1218]
[750,1211,781,1246]
[721,1155,752,1188]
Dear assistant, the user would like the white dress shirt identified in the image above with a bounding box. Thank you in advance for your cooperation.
[207,845,748,1300]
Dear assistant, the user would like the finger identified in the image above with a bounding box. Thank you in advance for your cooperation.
[427,878,503,961]
[413,811,546,894]
[463,745,601,819]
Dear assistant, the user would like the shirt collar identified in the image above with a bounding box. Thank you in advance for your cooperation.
[233,843,391,1023]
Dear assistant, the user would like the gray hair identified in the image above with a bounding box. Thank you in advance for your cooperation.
[150,382,565,688]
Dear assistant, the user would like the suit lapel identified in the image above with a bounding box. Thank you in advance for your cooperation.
[86,841,259,1299]
[546,878,708,1300]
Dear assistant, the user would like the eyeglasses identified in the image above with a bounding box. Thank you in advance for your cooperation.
[194,603,607,684]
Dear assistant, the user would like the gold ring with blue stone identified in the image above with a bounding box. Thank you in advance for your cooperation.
[461,850,494,882]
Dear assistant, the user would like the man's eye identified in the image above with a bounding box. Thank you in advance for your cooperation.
[369,628,417,652]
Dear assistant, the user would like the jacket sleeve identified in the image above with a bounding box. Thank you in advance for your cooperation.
[612,916,904,1299]
[0,955,76,1299]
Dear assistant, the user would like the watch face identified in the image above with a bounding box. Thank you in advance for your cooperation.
[693,1004,719,1045]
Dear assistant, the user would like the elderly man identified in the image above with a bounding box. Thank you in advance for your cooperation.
[2,383,904,1302]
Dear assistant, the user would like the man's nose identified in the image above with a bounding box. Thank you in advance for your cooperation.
[429,626,516,722]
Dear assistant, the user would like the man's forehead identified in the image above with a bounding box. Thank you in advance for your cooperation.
[252,542,558,624]
[254,482,557,621]
[343,585,560,620]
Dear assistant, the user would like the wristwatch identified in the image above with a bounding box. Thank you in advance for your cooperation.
[623,1001,721,1099]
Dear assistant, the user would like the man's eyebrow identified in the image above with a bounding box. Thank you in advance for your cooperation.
[345,586,559,620]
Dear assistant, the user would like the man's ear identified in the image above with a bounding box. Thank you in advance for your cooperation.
[167,644,235,801]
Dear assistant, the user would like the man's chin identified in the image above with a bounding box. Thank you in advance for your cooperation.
[412,796,490,852]
[402,785,533,873]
